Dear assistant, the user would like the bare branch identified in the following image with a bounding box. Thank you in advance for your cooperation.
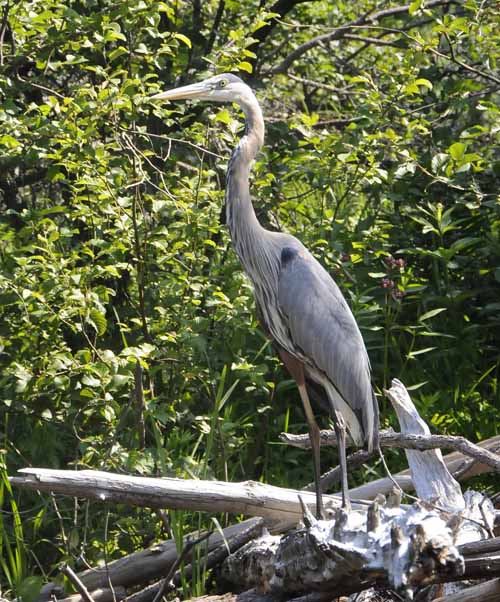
[343,33,404,47]
[134,361,146,449]
[280,430,500,473]
[426,38,500,85]
[272,0,459,74]
[61,565,96,602]
[288,73,357,94]
[151,531,212,602]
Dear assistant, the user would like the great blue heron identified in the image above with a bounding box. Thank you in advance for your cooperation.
[150,73,379,516]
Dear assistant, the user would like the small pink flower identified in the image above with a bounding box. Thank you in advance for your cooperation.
[395,258,405,268]
[381,278,395,289]
[340,252,351,263]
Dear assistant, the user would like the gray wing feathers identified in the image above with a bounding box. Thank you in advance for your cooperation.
[278,248,377,450]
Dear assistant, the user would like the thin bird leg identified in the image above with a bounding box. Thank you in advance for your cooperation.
[279,349,324,519]
[331,408,351,511]
[298,383,324,520]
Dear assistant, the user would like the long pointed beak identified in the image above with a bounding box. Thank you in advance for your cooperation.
[149,81,208,102]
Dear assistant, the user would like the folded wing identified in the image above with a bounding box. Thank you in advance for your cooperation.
[277,246,378,450]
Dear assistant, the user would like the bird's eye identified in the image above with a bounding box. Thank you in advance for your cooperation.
[218,79,228,89]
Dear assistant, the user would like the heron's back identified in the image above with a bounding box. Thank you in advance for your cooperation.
[274,237,378,451]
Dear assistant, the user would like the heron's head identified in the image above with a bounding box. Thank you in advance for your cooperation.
[150,73,252,105]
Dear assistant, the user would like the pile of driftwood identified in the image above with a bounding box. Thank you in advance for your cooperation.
[10,380,500,602]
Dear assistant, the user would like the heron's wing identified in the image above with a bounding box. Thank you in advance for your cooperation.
[277,246,376,445]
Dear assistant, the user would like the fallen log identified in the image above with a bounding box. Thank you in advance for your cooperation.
[219,380,495,599]
[123,518,265,602]
[458,535,500,556]
[222,497,468,596]
[11,469,350,524]
[77,518,263,591]
[56,588,126,602]
[432,577,500,602]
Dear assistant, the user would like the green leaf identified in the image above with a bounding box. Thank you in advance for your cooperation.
[81,374,101,387]
[0,134,21,149]
[415,78,433,90]
[174,33,192,48]
[407,347,437,358]
[403,78,432,95]
[419,308,447,321]
[408,0,423,15]
[431,153,449,173]
[89,309,107,336]
[238,61,253,73]
[449,142,466,161]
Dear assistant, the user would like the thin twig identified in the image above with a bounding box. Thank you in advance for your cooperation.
[343,32,404,47]
[151,531,213,602]
[17,75,66,100]
[288,73,361,94]
[134,361,146,449]
[302,448,374,492]
[120,126,226,160]
[61,565,96,602]
[426,37,500,85]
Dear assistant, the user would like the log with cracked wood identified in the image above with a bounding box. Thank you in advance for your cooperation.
[10,380,500,602]
[220,379,497,600]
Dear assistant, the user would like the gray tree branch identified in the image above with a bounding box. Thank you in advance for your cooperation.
[271,0,458,74]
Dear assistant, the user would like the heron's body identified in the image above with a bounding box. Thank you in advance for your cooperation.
[151,73,379,514]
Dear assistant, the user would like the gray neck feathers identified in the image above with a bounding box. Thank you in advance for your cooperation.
[225,92,265,270]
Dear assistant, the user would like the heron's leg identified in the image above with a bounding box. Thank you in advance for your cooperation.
[297,383,324,520]
[278,349,324,520]
[331,408,351,511]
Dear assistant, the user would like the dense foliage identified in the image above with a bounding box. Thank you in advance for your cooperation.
[0,0,499,597]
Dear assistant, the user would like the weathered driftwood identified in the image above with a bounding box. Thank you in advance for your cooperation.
[39,583,64,602]
[458,554,500,580]
[300,434,500,500]
[76,519,263,592]
[283,428,500,497]
[172,574,500,602]
[57,588,126,602]
[385,379,464,511]
[280,430,500,474]
[458,534,500,556]
[433,577,500,602]
[180,590,340,602]
[219,380,495,599]
[222,489,494,598]
[11,469,353,524]
[123,518,265,602]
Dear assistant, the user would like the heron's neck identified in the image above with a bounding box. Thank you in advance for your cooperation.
[225,94,265,258]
